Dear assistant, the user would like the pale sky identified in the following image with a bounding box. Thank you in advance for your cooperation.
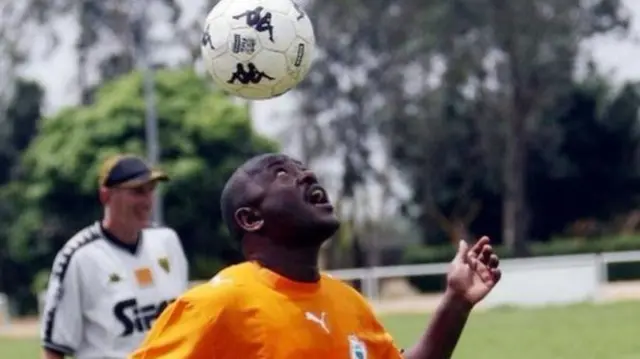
[15,0,640,218]
[20,0,640,131]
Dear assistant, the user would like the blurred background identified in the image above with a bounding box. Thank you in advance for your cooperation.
[2,0,640,357]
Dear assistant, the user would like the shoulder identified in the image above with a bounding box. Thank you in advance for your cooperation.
[321,273,364,297]
[142,226,185,256]
[143,224,180,238]
[143,225,181,245]
[51,223,103,274]
[181,263,254,302]
[63,222,104,252]
[131,265,257,357]
[321,273,376,311]
[170,264,252,320]
[321,273,397,346]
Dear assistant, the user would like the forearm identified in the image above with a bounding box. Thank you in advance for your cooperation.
[42,348,65,359]
[403,291,473,359]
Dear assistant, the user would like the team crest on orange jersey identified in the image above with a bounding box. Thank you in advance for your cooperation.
[158,257,170,273]
[348,335,367,359]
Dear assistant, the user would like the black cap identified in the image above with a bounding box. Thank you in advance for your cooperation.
[99,154,169,188]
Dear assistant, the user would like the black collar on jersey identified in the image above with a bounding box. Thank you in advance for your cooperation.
[100,222,142,255]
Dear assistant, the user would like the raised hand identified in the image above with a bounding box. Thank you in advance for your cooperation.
[446,236,502,306]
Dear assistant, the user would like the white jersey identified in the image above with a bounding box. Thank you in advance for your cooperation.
[40,222,189,359]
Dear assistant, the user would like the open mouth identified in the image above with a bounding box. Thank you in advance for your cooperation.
[306,184,330,207]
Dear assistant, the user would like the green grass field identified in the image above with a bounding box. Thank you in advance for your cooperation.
[1,301,639,358]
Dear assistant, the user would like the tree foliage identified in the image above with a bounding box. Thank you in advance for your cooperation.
[3,69,276,313]
[528,74,640,240]
[0,79,45,313]
[296,0,632,256]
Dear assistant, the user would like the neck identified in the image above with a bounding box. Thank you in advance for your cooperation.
[245,240,322,283]
[101,218,139,244]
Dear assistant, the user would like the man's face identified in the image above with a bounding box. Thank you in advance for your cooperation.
[105,182,157,229]
[253,156,340,246]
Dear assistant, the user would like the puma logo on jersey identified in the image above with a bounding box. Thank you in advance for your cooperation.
[305,311,329,333]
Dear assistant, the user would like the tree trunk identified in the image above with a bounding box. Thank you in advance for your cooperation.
[502,108,529,256]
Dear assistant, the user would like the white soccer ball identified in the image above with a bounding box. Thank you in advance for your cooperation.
[201,0,316,100]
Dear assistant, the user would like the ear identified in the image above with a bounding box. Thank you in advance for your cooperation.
[234,207,264,232]
[98,187,110,205]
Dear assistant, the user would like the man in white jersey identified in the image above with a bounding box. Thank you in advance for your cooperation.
[40,154,189,359]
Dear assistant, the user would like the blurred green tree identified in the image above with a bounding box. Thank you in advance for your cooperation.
[297,0,630,256]
[5,69,276,313]
[0,79,45,313]
[528,71,640,240]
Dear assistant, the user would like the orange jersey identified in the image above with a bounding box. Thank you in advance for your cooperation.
[130,261,404,359]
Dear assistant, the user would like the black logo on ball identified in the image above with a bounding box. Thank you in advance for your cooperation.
[201,24,215,50]
[232,7,275,42]
[228,63,275,85]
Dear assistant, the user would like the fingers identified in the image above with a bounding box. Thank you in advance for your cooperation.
[467,255,479,271]
[454,240,471,264]
[458,236,502,283]
[488,254,499,269]
[470,236,490,257]
[468,236,502,282]
[480,244,493,264]
[478,263,502,284]
[471,237,499,267]
[491,268,502,284]
[467,236,490,262]
[479,240,501,283]
[471,236,491,254]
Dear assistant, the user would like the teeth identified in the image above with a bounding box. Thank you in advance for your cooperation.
[311,188,324,202]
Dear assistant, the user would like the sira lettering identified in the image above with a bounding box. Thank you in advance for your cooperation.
[113,298,174,337]
[227,63,275,85]
[232,7,274,42]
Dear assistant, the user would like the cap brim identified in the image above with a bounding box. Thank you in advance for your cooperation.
[114,170,169,189]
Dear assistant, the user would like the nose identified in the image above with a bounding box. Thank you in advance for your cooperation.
[297,170,318,186]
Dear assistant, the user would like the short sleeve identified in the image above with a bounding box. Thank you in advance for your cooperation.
[340,281,405,359]
[130,282,237,359]
[369,316,405,359]
[40,249,85,355]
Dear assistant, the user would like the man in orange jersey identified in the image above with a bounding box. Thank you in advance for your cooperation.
[131,153,502,359]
